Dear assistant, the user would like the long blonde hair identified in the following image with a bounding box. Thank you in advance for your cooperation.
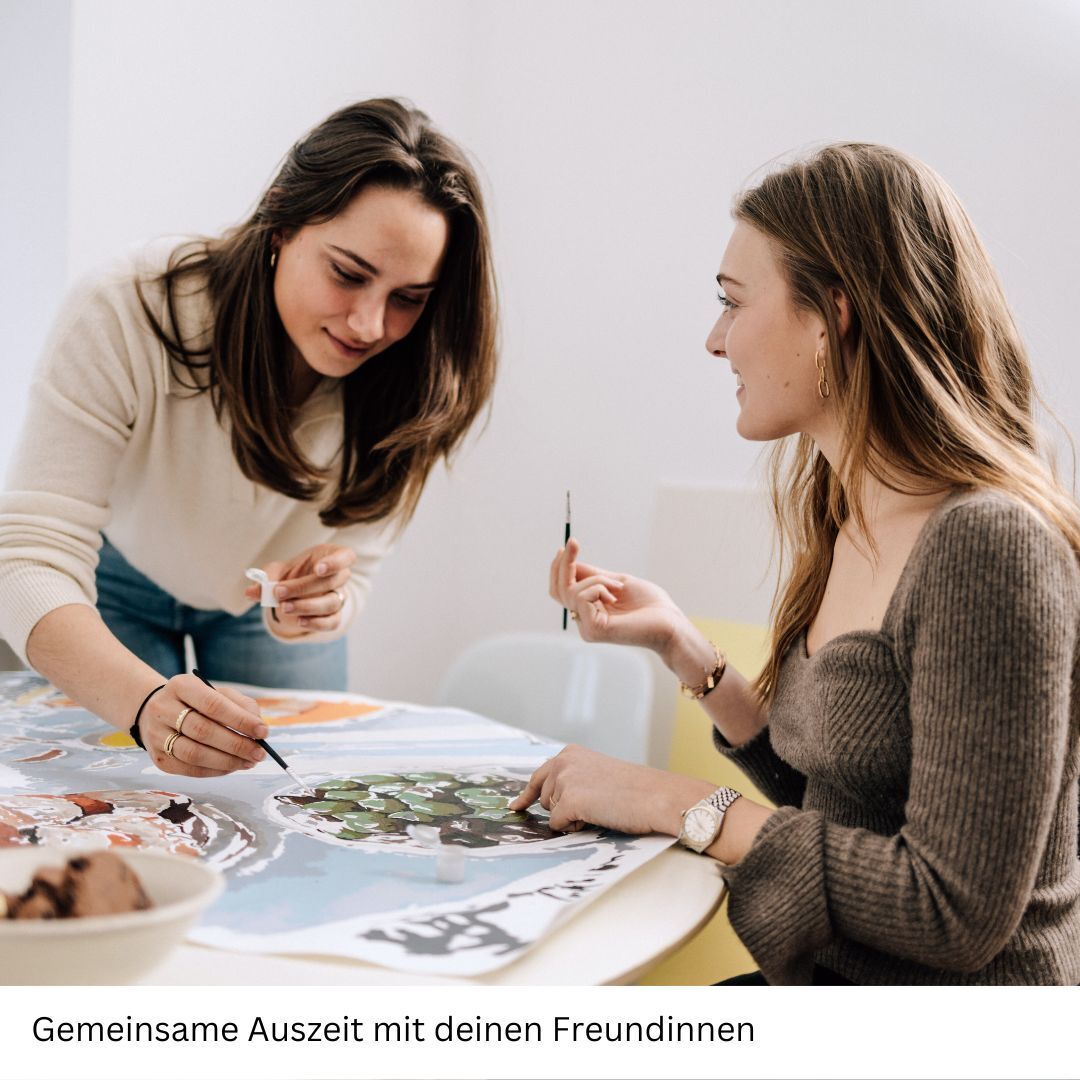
[736,143,1080,702]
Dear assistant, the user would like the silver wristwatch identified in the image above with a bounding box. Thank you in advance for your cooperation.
[677,786,742,853]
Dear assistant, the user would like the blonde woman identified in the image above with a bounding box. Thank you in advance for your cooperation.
[512,144,1080,985]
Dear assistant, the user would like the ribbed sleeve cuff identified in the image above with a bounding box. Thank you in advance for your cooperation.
[712,724,806,808]
[0,560,97,664]
[721,805,833,985]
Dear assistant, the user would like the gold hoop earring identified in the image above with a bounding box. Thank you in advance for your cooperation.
[815,346,830,399]
[269,249,278,269]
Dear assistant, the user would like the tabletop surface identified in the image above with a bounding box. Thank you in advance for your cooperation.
[146,846,725,986]
[0,673,725,985]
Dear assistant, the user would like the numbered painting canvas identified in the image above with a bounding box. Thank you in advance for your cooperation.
[0,673,671,975]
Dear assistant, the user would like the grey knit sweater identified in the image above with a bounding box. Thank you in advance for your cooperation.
[715,489,1080,984]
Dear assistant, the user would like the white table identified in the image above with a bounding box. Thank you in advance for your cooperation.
[144,848,725,986]
[0,670,726,986]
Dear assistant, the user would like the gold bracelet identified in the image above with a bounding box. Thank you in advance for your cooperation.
[678,641,727,700]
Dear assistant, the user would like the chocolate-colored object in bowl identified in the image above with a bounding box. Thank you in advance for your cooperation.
[1,851,152,919]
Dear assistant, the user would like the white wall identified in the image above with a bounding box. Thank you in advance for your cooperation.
[7,0,1080,704]
[0,0,70,470]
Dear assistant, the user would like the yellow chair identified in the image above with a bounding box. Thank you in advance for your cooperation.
[637,616,773,986]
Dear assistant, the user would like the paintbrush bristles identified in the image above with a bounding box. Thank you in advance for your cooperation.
[286,767,315,797]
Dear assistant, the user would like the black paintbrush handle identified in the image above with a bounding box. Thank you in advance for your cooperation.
[562,503,571,630]
[191,668,288,770]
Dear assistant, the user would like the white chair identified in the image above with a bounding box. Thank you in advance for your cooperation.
[435,632,653,764]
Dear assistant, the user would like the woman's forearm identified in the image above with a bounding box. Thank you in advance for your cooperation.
[660,616,769,747]
[651,776,774,864]
[25,604,166,732]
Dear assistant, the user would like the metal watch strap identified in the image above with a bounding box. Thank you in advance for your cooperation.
[677,785,742,853]
[706,786,742,817]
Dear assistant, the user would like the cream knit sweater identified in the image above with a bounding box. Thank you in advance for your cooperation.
[0,241,396,663]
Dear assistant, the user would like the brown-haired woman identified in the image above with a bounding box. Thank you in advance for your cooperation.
[512,143,1080,985]
[0,99,497,779]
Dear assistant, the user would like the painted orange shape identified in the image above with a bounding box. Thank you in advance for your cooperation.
[255,698,382,727]
[99,730,137,749]
[13,748,64,763]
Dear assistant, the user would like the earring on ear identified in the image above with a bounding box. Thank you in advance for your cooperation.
[815,345,830,400]
[269,248,278,269]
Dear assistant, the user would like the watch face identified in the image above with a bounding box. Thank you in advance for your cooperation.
[684,806,719,847]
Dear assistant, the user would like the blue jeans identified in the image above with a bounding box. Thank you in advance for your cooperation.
[95,536,347,690]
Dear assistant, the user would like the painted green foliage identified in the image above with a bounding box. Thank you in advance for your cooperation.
[279,772,559,848]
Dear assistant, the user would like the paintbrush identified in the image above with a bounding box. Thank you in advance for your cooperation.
[562,490,572,630]
[192,668,315,795]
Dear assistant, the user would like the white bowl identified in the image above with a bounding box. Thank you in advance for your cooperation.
[0,848,223,984]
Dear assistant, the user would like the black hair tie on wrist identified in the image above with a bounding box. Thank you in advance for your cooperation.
[129,683,167,750]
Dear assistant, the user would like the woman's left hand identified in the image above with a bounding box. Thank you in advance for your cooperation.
[508,744,713,835]
[244,543,356,635]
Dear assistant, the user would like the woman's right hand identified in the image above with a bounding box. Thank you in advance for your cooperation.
[550,538,688,655]
[134,674,269,778]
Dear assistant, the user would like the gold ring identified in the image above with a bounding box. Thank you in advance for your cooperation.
[333,588,345,614]
[163,731,181,757]
[569,611,579,621]
[175,707,192,735]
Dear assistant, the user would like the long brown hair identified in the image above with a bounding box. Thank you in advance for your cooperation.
[735,143,1080,702]
[138,98,497,527]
